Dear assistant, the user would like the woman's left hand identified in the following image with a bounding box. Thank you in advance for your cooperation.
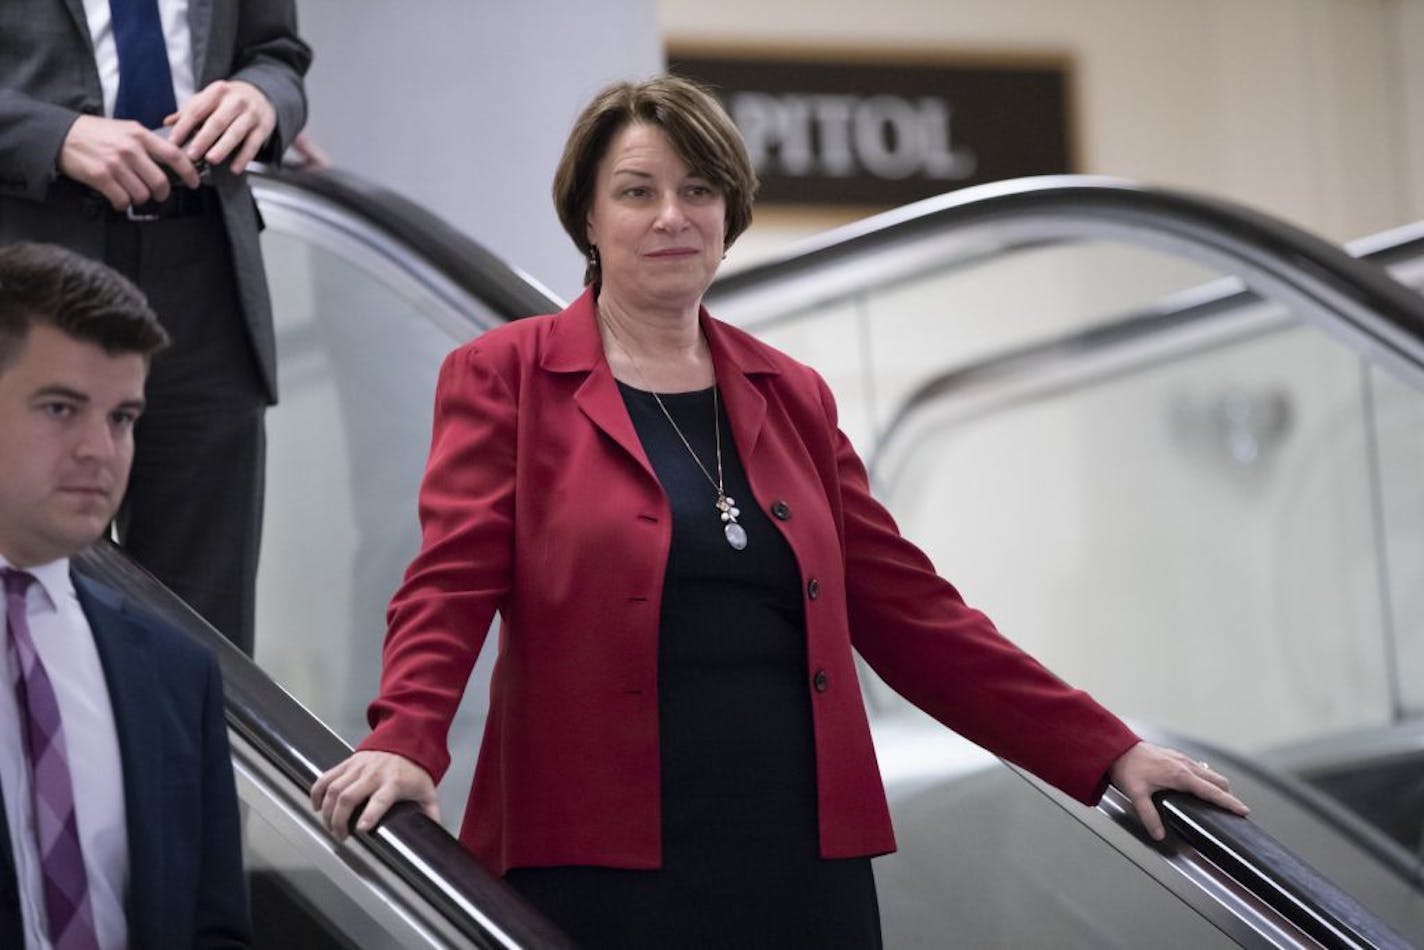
[1108,741,1249,840]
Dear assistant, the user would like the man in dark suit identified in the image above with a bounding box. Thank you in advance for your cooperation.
[0,0,312,655]
[0,243,249,948]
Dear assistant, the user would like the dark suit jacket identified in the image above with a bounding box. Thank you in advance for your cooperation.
[0,0,311,403]
[360,286,1141,877]
[0,572,249,948]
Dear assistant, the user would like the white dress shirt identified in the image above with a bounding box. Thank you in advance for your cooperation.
[82,0,196,121]
[1,556,130,950]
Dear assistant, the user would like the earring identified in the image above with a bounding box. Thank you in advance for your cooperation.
[588,245,600,269]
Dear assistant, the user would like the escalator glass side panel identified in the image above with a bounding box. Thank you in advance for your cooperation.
[251,175,560,829]
[257,226,468,744]
[746,240,1221,451]
[1367,365,1424,720]
[873,322,1399,750]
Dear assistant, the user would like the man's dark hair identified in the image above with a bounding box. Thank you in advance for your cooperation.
[0,242,169,371]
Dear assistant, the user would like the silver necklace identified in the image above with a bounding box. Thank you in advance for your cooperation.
[603,317,748,550]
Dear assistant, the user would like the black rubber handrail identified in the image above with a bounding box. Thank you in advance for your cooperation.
[1130,725,1424,891]
[72,541,576,950]
[252,166,560,320]
[1160,792,1415,949]
[707,177,1424,391]
[712,176,1424,331]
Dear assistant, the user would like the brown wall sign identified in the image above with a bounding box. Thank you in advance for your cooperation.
[667,48,1075,208]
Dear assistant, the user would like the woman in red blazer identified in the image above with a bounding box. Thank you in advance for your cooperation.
[314,76,1247,947]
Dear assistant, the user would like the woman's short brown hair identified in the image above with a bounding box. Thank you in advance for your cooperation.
[553,74,758,286]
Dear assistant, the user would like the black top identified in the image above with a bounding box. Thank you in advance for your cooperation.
[624,383,814,825]
[502,384,881,950]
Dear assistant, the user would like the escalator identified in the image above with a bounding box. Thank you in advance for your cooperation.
[105,166,1424,945]
[703,176,1424,944]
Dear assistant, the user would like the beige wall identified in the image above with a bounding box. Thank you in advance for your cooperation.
[295,0,663,300]
[1397,0,1424,221]
[659,0,1424,251]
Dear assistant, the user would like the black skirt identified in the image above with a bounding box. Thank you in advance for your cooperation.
[503,385,882,949]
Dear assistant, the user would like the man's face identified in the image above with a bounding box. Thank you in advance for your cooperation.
[0,323,146,567]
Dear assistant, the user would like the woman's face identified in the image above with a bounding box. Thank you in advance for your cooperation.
[586,122,727,313]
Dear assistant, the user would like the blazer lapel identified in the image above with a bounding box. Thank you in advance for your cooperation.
[60,0,96,57]
[188,0,215,86]
[72,574,164,945]
[540,287,788,481]
[60,0,89,41]
[702,311,778,465]
[542,287,658,482]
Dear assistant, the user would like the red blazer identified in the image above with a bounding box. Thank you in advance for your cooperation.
[360,287,1139,876]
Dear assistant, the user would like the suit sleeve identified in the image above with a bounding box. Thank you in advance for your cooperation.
[814,373,1141,804]
[0,90,81,202]
[359,344,517,783]
[196,654,252,949]
[228,0,311,162]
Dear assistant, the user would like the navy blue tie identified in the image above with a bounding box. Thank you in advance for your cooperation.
[109,0,178,129]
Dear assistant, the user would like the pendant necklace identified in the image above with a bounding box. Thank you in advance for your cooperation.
[603,314,748,550]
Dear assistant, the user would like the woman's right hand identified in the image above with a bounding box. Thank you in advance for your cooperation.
[310,750,440,842]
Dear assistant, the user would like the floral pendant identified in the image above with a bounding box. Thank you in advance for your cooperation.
[718,493,747,550]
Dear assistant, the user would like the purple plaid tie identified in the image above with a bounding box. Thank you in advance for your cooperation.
[3,569,101,950]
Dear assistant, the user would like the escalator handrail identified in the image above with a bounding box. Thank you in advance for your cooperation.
[710,174,1424,330]
[252,165,563,320]
[1150,727,1424,892]
[711,176,1424,303]
[72,540,577,950]
[706,176,1424,388]
[1160,792,1415,949]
